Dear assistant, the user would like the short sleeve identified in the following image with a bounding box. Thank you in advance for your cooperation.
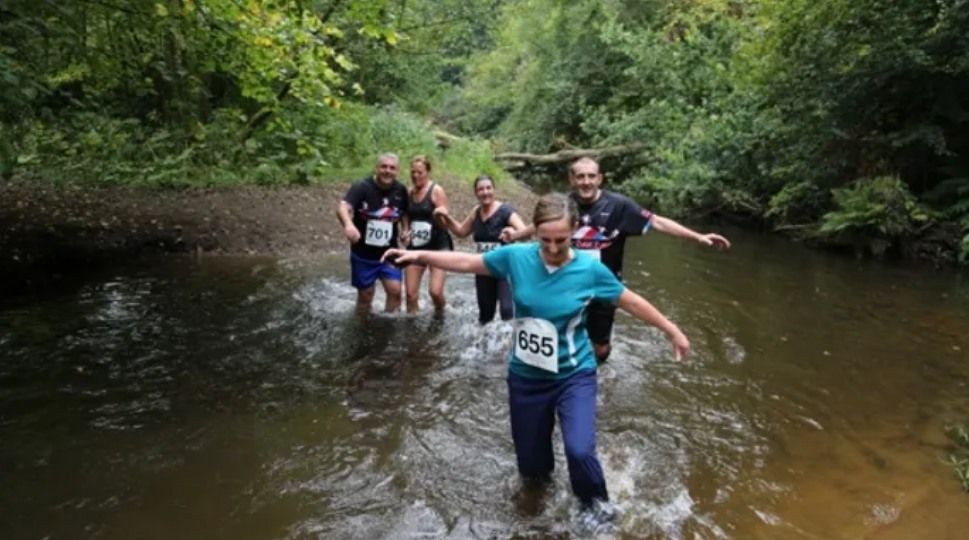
[618,196,653,236]
[591,261,625,303]
[343,180,365,208]
[483,244,513,280]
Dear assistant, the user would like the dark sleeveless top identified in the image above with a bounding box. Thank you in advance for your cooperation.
[472,202,514,253]
[406,182,452,250]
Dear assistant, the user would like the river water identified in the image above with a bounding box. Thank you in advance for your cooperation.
[2,229,968,539]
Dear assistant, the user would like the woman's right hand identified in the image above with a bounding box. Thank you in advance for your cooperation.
[499,226,516,243]
[669,329,690,361]
[432,206,451,228]
[381,248,421,266]
[433,206,451,224]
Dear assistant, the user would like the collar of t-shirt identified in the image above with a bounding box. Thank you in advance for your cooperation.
[542,249,575,273]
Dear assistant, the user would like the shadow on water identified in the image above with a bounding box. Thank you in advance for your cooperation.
[343,314,450,413]
[1,238,968,539]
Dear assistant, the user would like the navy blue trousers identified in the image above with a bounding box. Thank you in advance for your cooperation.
[507,369,608,504]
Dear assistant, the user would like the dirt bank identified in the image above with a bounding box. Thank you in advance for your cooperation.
[0,176,539,294]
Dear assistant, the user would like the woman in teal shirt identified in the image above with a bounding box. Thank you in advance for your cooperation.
[382,193,690,509]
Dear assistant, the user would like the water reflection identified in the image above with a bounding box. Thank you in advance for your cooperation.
[1,235,968,539]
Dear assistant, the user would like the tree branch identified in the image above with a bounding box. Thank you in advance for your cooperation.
[495,144,647,166]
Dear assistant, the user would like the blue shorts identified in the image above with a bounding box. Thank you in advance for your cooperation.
[350,252,402,290]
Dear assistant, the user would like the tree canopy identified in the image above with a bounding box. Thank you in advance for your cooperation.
[2,0,968,261]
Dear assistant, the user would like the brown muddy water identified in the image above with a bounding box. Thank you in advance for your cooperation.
[1,228,968,539]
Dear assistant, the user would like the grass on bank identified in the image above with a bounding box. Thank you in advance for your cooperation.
[2,104,509,190]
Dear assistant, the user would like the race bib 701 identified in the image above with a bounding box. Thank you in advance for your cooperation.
[365,220,393,247]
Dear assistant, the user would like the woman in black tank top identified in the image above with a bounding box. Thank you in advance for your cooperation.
[403,155,453,314]
[435,174,527,323]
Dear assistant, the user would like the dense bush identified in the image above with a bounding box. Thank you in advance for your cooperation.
[818,176,930,255]
[8,103,497,187]
[452,0,969,262]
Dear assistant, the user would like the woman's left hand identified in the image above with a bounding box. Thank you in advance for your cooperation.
[670,330,690,361]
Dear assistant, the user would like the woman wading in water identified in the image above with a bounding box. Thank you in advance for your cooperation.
[383,193,690,519]
[434,174,527,324]
[401,155,453,314]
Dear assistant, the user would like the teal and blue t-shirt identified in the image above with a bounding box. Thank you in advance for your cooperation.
[482,243,625,380]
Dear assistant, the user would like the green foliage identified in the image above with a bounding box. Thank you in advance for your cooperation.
[733,0,969,232]
[766,181,829,226]
[0,0,508,187]
[453,0,969,263]
[818,176,930,255]
[10,104,480,187]
[437,137,506,184]
[946,423,969,492]
[344,0,505,110]
[15,112,252,187]
[962,231,969,263]
[365,107,438,157]
[457,0,639,150]
[923,169,969,261]
[4,0,969,263]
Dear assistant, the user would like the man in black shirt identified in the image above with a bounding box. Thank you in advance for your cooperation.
[570,157,730,361]
[336,153,410,312]
[504,157,730,361]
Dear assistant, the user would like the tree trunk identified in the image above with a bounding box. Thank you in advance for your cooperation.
[494,144,647,167]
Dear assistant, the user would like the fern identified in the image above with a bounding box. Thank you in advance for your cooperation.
[820,176,928,238]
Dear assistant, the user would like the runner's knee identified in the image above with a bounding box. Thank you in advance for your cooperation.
[357,287,375,303]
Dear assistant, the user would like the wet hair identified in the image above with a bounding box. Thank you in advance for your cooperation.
[473,174,494,190]
[410,154,432,172]
[533,193,579,227]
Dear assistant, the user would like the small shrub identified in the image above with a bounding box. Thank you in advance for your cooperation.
[946,423,969,492]
[961,229,969,263]
[766,181,828,226]
[818,176,930,255]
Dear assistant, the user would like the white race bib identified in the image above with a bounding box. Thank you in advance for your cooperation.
[515,318,559,373]
[411,220,433,247]
[476,242,500,253]
[365,220,393,247]
[577,248,601,261]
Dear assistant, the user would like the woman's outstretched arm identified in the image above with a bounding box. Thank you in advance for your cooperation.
[434,206,475,238]
[615,289,690,361]
[382,248,491,275]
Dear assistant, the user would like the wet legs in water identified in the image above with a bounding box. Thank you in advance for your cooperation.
[356,278,401,313]
[475,275,513,324]
[405,264,446,314]
[507,370,608,505]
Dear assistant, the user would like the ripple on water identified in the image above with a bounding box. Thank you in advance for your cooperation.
[3,247,969,540]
